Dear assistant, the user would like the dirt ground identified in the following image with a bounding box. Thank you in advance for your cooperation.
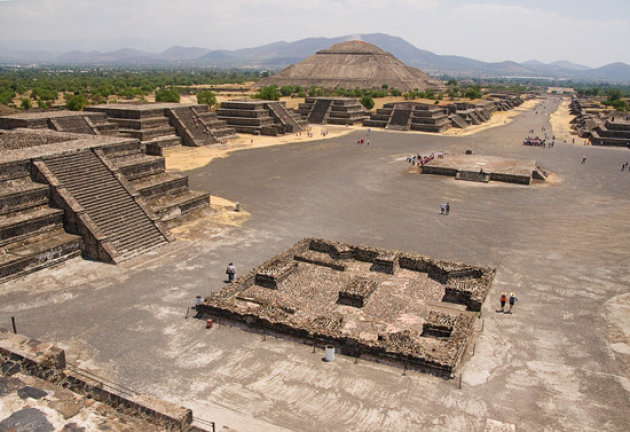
[549,98,579,144]
[163,125,358,172]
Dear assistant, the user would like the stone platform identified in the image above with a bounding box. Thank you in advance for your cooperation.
[420,154,546,185]
[199,238,495,377]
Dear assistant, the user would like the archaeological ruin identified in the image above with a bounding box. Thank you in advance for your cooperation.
[363,95,523,132]
[0,125,211,282]
[297,97,368,125]
[255,40,441,92]
[216,99,307,135]
[569,96,630,147]
[364,102,451,132]
[418,153,547,185]
[198,238,495,377]
[0,328,212,431]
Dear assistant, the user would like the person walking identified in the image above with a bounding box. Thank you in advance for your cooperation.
[226,262,236,283]
[581,156,587,164]
[499,292,507,312]
[507,292,518,314]
[445,202,450,215]
[440,202,446,214]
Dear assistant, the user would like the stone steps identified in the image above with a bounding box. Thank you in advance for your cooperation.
[0,178,50,215]
[148,189,210,221]
[0,227,82,283]
[144,135,182,156]
[119,125,177,141]
[43,150,168,260]
[0,205,64,247]
[132,172,188,198]
[115,155,166,180]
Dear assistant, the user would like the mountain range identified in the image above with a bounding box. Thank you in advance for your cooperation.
[2,33,629,83]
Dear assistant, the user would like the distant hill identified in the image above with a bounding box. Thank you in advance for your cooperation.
[1,33,629,83]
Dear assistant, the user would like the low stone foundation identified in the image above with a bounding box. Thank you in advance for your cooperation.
[199,238,495,377]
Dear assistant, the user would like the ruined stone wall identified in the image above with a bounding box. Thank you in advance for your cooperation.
[0,329,206,431]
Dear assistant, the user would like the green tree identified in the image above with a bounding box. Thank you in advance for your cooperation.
[360,95,375,110]
[390,88,402,97]
[66,95,88,111]
[20,97,32,110]
[464,88,482,99]
[424,88,435,99]
[280,86,294,97]
[155,87,180,103]
[447,79,458,86]
[254,85,281,101]
[197,90,217,106]
[606,89,621,101]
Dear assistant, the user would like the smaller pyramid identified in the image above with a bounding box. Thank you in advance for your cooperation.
[255,40,440,91]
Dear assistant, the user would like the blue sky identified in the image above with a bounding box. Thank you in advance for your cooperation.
[0,0,628,67]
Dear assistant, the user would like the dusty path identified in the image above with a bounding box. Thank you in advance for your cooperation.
[549,98,578,144]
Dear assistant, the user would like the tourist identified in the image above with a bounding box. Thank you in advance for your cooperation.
[507,292,518,314]
[581,156,587,164]
[622,163,626,172]
[499,292,507,312]
[226,262,236,283]
[440,202,446,214]
[445,202,450,215]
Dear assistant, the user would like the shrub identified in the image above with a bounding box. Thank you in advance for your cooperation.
[155,87,180,103]
[197,90,217,106]
[20,98,32,110]
[66,95,88,111]
[253,85,280,101]
[360,95,375,110]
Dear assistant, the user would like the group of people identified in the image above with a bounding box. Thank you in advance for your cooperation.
[192,115,211,135]
[406,151,444,166]
[440,202,451,215]
[499,292,518,314]
[523,137,555,148]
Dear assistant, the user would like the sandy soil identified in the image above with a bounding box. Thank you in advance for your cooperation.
[442,99,540,137]
[549,98,579,144]
[163,125,358,172]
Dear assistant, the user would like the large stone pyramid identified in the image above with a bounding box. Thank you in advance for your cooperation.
[255,40,440,91]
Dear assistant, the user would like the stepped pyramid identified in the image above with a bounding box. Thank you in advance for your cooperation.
[255,40,440,91]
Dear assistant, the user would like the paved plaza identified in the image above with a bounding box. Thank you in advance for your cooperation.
[1,95,630,431]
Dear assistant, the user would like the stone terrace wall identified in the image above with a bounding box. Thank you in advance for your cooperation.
[0,329,211,431]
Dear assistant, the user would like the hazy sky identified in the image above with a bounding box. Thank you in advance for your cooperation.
[0,0,629,67]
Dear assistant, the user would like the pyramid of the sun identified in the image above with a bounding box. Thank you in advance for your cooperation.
[255,40,440,91]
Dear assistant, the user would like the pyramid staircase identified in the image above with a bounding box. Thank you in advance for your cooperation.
[166,106,236,147]
[266,102,306,133]
[99,140,210,221]
[0,161,82,282]
[39,150,170,262]
[307,99,333,124]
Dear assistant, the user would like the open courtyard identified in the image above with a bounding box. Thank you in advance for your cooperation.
[1,95,630,431]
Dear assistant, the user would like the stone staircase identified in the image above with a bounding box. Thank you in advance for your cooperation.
[100,141,210,222]
[0,162,81,282]
[389,109,412,129]
[308,99,333,124]
[166,106,236,147]
[449,114,468,129]
[49,116,95,135]
[42,150,169,261]
[266,102,306,133]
